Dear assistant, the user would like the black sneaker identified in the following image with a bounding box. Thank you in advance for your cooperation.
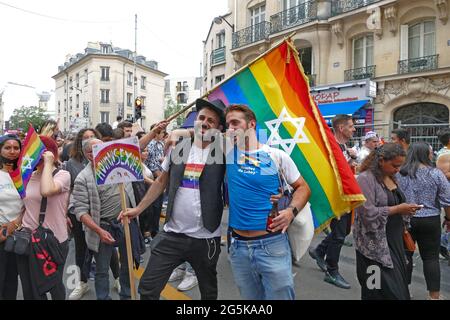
[308,248,327,272]
[324,271,351,289]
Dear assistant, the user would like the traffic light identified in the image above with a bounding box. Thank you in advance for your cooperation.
[134,97,142,121]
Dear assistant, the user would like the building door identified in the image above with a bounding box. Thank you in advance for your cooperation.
[394,103,449,150]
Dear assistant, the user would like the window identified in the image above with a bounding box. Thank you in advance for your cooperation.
[101,67,110,81]
[216,32,225,48]
[215,75,225,84]
[177,93,188,104]
[251,5,266,26]
[127,72,133,86]
[84,69,88,84]
[250,5,266,42]
[101,89,110,103]
[141,76,146,89]
[408,21,435,59]
[58,101,61,114]
[69,76,73,89]
[76,94,79,109]
[76,73,80,88]
[64,80,67,93]
[298,47,313,75]
[101,44,111,54]
[127,93,133,107]
[284,0,307,23]
[127,114,133,120]
[100,112,110,124]
[69,97,73,110]
[352,34,374,69]
[141,96,146,106]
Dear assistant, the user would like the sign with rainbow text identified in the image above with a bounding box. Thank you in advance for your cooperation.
[92,137,144,186]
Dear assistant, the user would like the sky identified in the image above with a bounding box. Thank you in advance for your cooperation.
[0,0,229,120]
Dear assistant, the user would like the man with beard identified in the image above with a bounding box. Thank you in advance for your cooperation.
[120,98,226,300]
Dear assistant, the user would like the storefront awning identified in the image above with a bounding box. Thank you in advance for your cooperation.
[318,100,370,119]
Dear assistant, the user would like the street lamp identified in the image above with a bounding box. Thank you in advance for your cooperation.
[213,15,234,31]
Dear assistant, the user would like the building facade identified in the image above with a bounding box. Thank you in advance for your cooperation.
[210,0,450,148]
[203,11,237,93]
[164,76,202,130]
[53,42,167,133]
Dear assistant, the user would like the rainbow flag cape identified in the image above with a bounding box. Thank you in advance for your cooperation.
[208,39,365,232]
[9,125,46,199]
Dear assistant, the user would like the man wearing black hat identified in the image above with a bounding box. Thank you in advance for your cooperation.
[120,98,227,300]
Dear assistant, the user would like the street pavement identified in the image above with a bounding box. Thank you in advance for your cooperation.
[17,209,450,300]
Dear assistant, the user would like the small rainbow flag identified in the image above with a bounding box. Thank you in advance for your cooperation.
[207,39,366,232]
[9,125,46,199]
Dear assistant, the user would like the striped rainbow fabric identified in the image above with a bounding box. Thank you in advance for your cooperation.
[208,39,365,232]
[9,125,46,199]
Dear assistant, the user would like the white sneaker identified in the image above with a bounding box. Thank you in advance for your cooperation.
[177,272,198,292]
[114,278,121,293]
[68,282,89,300]
[169,268,185,282]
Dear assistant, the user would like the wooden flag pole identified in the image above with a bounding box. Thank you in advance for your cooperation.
[164,31,298,124]
[119,183,137,300]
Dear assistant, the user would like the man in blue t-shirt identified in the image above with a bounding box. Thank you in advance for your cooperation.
[224,104,311,300]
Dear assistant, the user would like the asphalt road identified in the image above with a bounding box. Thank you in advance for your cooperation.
[16,209,450,300]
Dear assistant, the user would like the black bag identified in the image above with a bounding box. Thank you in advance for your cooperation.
[4,227,32,255]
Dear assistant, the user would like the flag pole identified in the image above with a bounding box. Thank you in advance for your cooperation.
[165,31,297,122]
[119,183,137,300]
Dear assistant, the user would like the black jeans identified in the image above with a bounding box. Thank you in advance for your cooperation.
[406,215,441,292]
[17,240,69,300]
[315,213,351,274]
[139,232,221,300]
[0,242,18,300]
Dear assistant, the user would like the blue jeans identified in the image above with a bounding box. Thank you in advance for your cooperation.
[229,232,295,300]
[93,226,131,300]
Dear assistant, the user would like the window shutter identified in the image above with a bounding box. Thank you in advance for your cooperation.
[400,25,409,60]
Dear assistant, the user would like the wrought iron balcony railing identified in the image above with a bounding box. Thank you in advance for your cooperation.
[271,1,318,34]
[331,0,382,16]
[344,65,376,81]
[398,55,439,74]
[232,21,271,50]
[211,47,226,65]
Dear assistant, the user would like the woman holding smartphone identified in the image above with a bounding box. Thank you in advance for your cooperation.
[353,143,421,300]
[397,142,450,300]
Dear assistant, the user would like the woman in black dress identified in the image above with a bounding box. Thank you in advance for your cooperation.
[353,143,422,300]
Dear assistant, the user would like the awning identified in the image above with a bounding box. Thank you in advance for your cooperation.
[180,111,197,128]
[318,100,370,119]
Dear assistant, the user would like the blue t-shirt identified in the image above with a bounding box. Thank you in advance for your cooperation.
[226,144,301,231]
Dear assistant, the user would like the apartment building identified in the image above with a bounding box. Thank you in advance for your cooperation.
[206,0,450,147]
[53,42,167,132]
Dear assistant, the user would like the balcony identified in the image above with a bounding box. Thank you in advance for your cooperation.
[344,65,376,81]
[211,47,226,66]
[176,85,189,92]
[232,21,271,50]
[331,0,382,16]
[271,1,318,34]
[398,55,439,74]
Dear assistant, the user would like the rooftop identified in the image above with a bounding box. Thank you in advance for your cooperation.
[54,42,165,77]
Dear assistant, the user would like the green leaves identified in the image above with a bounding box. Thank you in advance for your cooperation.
[9,105,48,132]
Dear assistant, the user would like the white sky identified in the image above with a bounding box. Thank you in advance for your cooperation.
[0,0,229,120]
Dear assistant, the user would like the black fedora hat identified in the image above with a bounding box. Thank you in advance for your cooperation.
[195,98,227,130]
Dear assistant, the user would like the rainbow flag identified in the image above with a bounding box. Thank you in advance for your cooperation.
[9,125,46,198]
[208,39,365,232]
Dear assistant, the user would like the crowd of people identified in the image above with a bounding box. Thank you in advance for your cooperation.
[0,100,449,301]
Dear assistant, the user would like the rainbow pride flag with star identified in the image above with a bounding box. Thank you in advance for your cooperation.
[207,39,365,232]
[9,125,46,199]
